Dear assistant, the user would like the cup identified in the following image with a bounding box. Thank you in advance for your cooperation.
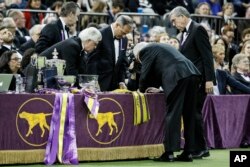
[78,74,100,93]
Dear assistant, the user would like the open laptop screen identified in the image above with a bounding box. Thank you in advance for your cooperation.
[0,74,14,92]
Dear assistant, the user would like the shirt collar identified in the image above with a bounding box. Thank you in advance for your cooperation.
[185,19,192,33]
[59,17,67,29]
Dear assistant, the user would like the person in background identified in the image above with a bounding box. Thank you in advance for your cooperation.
[134,42,201,162]
[231,53,250,148]
[241,40,250,58]
[19,24,44,54]
[8,10,30,46]
[168,36,180,50]
[91,15,133,91]
[40,27,102,76]
[231,54,250,93]
[0,50,24,90]
[1,17,21,49]
[107,0,125,23]
[35,1,80,54]
[169,6,215,159]
[212,44,250,95]
[148,26,168,43]
[24,0,47,29]
[0,27,22,58]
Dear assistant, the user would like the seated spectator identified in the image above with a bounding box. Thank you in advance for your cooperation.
[168,36,180,50]
[159,34,169,44]
[19,24,44,54]
[231,53,250,93]
[241,40,250,57]
[8,10,30,46]
[24,0,47,29]
[0,27,22,58]
[0,50,24,90]
[148,26,168,42]
[195,2,211,15]
[1,17,21,49]
[212,44,250,95]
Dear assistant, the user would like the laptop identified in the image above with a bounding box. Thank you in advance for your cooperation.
[0,74,14,92]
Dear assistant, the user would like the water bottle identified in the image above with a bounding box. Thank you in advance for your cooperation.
[15,74,22,93]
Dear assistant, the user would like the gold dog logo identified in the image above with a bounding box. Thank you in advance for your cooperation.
[19,111,52,137]
[89,112,121,136]
[87,98,125,145]
[16,98,53,147]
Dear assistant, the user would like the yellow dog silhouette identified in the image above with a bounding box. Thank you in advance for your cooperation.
[89,112,121,136]
[19,111,52,137]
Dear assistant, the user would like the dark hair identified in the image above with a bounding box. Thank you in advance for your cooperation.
[60,1,79,17]
[112,0,125,10]
[0,50,17,72]
[21,48,36,69]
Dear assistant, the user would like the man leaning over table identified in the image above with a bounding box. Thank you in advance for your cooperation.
[40,27,102,76]
[134,42,202,162]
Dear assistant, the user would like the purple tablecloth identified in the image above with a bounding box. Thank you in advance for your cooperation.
[203,95,250,148]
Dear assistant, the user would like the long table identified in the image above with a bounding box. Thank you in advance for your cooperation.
[0,94,249,164]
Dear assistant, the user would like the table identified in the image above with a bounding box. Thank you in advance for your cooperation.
[203,95,250,148]
[0,93,166,164]
[0,94,249,164]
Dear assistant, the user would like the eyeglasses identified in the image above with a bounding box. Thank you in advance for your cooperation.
[11,57,21,61]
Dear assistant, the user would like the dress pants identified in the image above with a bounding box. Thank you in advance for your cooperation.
[163,75,201,152]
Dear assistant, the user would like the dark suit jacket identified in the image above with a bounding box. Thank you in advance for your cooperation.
[216,69,250,94]
[19,39,35,55]
[139,43,201,96]
[40,37,91,76]
[35,19,66,54]
[92,26,128,91]
[231,72,250,94]
[0,46,10,57]
[180,21,215,83]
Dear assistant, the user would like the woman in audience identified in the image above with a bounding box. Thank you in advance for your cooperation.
[241,40,250,57]
[24,0,46,29]
[0,50,23,74]
[0,50,24,90]
[168,36,180,50]
[212,44,250,95]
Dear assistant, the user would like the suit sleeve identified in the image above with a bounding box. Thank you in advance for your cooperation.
[35,24,57,54]
[227,73,250,94]
[194,26,215,82]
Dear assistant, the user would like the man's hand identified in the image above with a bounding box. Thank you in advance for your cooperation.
[145,87,161,93]
[205,81,214,94]
[119,82,127,89]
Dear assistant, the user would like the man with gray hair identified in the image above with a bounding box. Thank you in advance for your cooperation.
[169,6,215,159]
[36,1,80,54]
[40,27,102,76]
[91,15,134,91]
[19,24,44,54]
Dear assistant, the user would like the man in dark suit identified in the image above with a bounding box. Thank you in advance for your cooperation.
[91,15,134,91]
[19,24,44,55]
[169,6,215,158]
[35,1,80,54]
[0,27,21,58]
[40,27,102,76]
[134,42,201,162]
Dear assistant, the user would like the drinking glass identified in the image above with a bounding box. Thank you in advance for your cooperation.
[55,75,76,92]
[78,74,99,93]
